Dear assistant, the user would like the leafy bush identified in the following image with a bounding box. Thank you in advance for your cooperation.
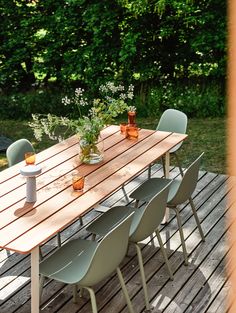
[0,89,69,120]
[134,80,225,118]
[0,80,225,120]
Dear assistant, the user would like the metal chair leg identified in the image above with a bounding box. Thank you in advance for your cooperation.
[155,230,174,280]
[116,267,135,313]
[173,207,189,265]
[189,197,205,241]
[174,152,184,177]
[85,287,98,313]
[134,199,139,208]
[57,232,61,247]
[134,243,151,311]
[39,247,43,261]
[73,284,78,303]
[39,275,45,300]
[161,156,167,177]
[148,164,152,179]
[79,288,84,297]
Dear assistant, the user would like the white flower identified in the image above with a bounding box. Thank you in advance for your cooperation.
[62,96,71,106]
[119,93,127,100]
[75,87,84,97]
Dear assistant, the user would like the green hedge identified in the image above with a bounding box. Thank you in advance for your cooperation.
[0,80,225,120]
[136,81,226,118]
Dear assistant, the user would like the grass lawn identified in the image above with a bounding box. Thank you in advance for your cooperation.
[0,117,226,174]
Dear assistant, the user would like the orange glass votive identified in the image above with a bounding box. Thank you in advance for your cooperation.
[126,125,139,140]
[72,173,85,191]
[120,123,127,135]
[128,111,136,125]
[25,152,36,165]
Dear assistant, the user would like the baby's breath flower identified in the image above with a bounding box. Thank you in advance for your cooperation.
[62,96,71,106]
[75,87,84,97]
[29,81,135,145]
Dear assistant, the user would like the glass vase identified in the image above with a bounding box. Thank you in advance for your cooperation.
[79,135,104,164]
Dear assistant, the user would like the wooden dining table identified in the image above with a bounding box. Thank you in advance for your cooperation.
[0,125,187,313]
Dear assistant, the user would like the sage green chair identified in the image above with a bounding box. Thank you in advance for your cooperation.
[150,108,188,178]
[39,212,135,313]
[86,183,173,311]
[6,138,34,167]
[130,153,205,266]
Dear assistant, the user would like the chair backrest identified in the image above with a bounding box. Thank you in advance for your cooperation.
[168,152,204,206]
[129,184,170,243]
[80,212,134,286]
[6,139,34,167]
[156,109,188,153]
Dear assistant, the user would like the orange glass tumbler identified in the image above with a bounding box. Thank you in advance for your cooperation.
[120,123,127,135]
[126,125,139,140]
[72,173,85,191]
[25,152,36,165]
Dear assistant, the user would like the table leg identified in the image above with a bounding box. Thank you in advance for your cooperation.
[31,246,40,313]
[164,151,170,222]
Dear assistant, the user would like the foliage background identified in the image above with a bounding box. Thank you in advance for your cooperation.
[0,0,226,119]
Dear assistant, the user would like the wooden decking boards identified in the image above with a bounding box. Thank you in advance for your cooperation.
[0,165,232,313]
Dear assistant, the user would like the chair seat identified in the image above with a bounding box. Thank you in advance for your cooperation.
[87,206,135,238]
[40,238,98,284]
[129,177,180,204]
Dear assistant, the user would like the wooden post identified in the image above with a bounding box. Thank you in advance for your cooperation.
[227,1,236,312]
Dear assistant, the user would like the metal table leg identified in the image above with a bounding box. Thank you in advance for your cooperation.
[164,151,170,223]
[31,246,40,313]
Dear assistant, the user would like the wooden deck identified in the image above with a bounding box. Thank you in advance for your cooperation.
[0,164,233,313]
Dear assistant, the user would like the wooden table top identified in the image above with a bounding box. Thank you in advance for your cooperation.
[0,125,187,254]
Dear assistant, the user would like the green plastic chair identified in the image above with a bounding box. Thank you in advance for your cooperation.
[39,212,135,313]
[151,108,188,178]
[130,152,205,266]
[6,138,34,167]
[86,183,173,311]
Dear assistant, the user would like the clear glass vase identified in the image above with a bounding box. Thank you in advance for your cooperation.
[79,135,104,164]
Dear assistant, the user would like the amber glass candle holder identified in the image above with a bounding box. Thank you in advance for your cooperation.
[126,125,139,140]
[25,152,36,165]
[127,111,136,125]
[72,173,85,191]
[120,123,127,135]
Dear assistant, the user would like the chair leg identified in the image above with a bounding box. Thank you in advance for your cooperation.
[39,275,45,301]
[57,232,61,247]
[73,284,78,303]
[116,267,135,313]
[173,207,189,265]
[85,287,98,313]
[79,216,83,226]
[134,243,151,311]
[161,156,167,177]
[174,152,184,177]
[134,199,139,208]
[39,247,43,261]
[189,197,205,241]
[79,287,84,297]
[148,164,152,179]
[155,230,174,280]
